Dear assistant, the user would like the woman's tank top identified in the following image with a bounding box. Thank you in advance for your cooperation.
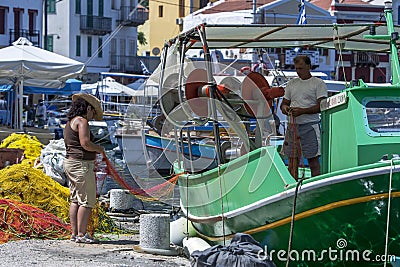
[64,119,96,160]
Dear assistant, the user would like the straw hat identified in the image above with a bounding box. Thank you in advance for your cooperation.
[72,93,103,121]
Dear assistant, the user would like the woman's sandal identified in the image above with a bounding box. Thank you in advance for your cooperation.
[75,233,99,244]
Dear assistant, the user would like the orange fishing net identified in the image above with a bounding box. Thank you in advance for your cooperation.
[0,199,71,244]
[102,152,180,201]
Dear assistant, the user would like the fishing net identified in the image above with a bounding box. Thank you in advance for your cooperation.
[0,164,70,222]
[0,199,71,244]
[0,133,43,166]
[102,152,180,202]
[87,204,129,235]
[0,163,127,235]
[0,133,134,242]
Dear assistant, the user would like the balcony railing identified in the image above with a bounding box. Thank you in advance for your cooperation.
[9,29,40,46]
[80,15,112,35]
[118,6,148,27]
[353,52,380,67]
[110,55,159,73]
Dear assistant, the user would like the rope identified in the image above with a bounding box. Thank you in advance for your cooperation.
[383,159,395,267]
[185,169,189,241]
[287,114,299,180]
[217,165,226,245]
[286,113,306,180]
[93,131,113,145]
[334,26,348,85]
[286,177,305,267]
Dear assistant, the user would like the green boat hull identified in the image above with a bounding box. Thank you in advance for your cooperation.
[168,4,400,266]
[176,147,400,266]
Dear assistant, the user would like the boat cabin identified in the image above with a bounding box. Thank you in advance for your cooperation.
[321,80,400,174]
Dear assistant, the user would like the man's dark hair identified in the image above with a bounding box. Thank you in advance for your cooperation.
[294,55,311,66]
[67,97,89,120]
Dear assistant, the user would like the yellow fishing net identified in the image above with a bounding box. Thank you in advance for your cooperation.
[0,133,131,240]
[0,164,70,222]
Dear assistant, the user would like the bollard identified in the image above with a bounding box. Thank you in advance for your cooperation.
[139,213,170,250]
[134,213,182,256]
[109,189,134,211]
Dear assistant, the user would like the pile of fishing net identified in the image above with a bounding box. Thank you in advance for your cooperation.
[0,164,70,221]
[0,199,70,244]
[0,133,128,243]
[0,157,126,233]
[0,133,43,166]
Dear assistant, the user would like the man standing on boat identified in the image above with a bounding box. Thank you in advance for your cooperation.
[280,55,327,178]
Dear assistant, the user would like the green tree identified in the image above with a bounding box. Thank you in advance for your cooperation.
[138,31,147,46]
[139,0,149,8]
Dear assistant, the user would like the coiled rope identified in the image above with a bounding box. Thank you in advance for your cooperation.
[287,113,305,180]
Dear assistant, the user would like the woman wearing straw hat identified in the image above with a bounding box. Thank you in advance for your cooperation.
[63,93,104,243]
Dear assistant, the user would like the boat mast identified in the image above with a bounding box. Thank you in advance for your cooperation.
[384,1,400,85]
[364,1,400,85]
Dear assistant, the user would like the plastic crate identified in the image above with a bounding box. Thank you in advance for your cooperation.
[0,148,24,169]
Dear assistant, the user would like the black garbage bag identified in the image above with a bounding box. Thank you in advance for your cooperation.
[191,233,276,267]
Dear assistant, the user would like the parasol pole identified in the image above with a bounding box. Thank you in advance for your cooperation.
[13,80,20,129]
[19,79,23,130]
[12,83,16,129]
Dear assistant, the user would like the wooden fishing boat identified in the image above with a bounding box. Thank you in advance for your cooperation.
[152,2,400,266]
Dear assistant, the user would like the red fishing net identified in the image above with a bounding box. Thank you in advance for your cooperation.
[0,199,71,244]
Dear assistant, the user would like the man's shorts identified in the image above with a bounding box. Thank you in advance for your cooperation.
[63,158,96,208]
[282,122,321,159]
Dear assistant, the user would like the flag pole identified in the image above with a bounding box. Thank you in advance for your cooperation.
[251,0,258,71]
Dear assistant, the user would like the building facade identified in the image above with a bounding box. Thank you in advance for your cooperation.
[47,0,148,83]
[142,0,212,57]
[0,0,43,48]
[327,0,387,83]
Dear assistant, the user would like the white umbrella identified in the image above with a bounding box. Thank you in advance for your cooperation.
[0,37,85,129]
[81,77,137,96]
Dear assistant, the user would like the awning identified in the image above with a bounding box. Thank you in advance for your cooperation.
[173,23,400,52]
[23,79,82,95]
[0,84,12,92]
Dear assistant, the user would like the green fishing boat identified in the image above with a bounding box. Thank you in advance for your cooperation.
[152,2,400,266]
